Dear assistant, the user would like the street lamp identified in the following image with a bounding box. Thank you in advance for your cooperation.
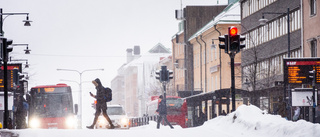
[0,8,31,129]
[259,8,290,57]
[56,68,104,129]
[12,44,31,54]
[9,58,29,68]
[0,8,32,36]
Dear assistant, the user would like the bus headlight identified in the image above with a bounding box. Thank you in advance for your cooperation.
[65,116,76,128]
[29,118,40,128]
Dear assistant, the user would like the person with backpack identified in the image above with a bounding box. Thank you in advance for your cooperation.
[87,78,115,129]
[156,95,174,129]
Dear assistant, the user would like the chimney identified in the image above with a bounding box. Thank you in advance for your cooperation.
[133,45,140,55]
[126,48,133,63]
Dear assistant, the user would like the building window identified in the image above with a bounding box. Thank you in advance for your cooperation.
[310,0,317,16]
[311,39,317,57]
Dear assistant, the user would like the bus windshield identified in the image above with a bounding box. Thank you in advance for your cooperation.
[166,98,184,108]
[30,87,73,118]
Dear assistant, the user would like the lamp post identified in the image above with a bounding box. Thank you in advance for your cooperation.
[0,8,32,36]
[0,8,31,129]
[10,58,29,68]
[57,68,104,129]
[259,8,291,119]
[11,44,31,54]
[259,8,290,57]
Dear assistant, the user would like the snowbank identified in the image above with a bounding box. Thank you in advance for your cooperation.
[203,105,320,137]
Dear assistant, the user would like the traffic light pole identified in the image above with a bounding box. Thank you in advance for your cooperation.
[156,66,173,117]
[162,82,167,113]
[312,70,316,123]
[1,38,9,128]
[230,53,236,112]
[218,26,245,113]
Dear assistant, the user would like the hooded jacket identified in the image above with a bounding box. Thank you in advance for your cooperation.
[93,78,106,104]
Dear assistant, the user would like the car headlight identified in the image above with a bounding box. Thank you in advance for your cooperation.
[65,116,76,128]
[29,118,40,128]
[120,117,129,125]
[97,116,108,125]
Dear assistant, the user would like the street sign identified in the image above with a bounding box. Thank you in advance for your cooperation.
[284,58,320,85]
[292,88,317,107]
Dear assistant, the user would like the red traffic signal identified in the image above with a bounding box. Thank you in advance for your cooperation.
[229,26,238,36]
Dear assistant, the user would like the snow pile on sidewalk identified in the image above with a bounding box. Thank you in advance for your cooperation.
[203,105,320,137]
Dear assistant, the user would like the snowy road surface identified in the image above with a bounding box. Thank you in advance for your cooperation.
[1,105,320,137]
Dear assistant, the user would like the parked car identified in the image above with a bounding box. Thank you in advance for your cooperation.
[95,105,129,129]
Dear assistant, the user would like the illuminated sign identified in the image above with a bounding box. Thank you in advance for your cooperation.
[284,58,320,85]
[0,64,22,91]
[44,88,55,92]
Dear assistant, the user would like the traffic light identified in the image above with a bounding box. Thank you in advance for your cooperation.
[1,38,13,60]
[168,70,173,81]
[219,35,228,53]
[309,70,316,86]
[155,66,173,82]
[160,66,168,81]
[237,35,246,53]
[19,75,25,84]
[228,26,239,53]
[155,70,161,81]
[3,38,13,53]
[161,69,167,81]
[13,68,19,86]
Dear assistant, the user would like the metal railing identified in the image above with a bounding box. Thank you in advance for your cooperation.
[129,115,159,127]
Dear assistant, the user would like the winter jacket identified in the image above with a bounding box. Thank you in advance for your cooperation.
[93,78,106,104]
[157,99,167,115]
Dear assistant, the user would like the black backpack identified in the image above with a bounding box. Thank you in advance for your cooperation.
[103,87,112,102]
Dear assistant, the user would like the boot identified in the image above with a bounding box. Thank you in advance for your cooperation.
[109,124,115,129]
[103,113,115,129]
[86,125,94,129]
[87,115,99,129]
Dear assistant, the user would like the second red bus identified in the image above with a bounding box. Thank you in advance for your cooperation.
[146,96,187,128]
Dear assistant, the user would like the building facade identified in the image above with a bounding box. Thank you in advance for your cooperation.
[240,0,301,114]
[172,5,227,96]
[303,0,319,57]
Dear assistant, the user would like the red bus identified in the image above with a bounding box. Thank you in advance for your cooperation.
[28,84,78,129]
[146,96,187,128]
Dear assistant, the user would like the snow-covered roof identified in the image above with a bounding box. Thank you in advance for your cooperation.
[123,43,171,69]
[148,43,171,54]
[189,0,241,41]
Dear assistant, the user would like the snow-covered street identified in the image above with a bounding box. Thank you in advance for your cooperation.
[1,105,320,137]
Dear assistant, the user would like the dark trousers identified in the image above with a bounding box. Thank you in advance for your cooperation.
[157,114,173,129]
[16,114,27,129]
[91,102,114,127]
